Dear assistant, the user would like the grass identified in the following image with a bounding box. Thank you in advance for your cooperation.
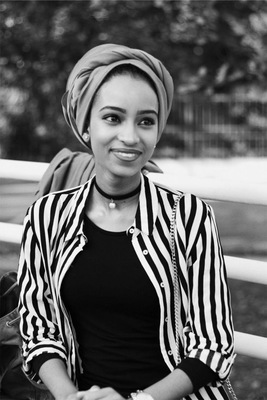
[1,179,266,399]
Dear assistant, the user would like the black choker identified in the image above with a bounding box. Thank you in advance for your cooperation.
[94,179,141,209]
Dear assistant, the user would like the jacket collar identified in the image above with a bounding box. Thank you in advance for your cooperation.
[64,179,93,242]
[134,174,159,236]
[64,173,159,242]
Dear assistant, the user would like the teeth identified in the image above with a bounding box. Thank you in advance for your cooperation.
[117,152,136,158]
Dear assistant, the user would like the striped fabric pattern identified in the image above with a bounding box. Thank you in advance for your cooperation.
[18,174,235,399]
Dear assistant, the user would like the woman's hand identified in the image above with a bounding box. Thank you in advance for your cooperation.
[76,385,126,400]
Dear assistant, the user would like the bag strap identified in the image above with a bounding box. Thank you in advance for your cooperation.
[170,193,183,365]
[170,194,238,400]
[225,380,238,400]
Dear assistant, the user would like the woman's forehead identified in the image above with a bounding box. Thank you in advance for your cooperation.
[94,74,159,111]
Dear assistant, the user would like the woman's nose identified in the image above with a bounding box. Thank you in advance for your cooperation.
[117,123,140,145]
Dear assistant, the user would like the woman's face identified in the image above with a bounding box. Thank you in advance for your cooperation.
[88,74,159,182]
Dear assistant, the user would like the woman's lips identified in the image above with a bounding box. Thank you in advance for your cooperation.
[111,149,142,161]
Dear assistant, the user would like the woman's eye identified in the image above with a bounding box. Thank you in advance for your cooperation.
[140,118,155,126]
[104,115,120,123]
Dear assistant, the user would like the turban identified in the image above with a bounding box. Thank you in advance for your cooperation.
[61,43,174,149]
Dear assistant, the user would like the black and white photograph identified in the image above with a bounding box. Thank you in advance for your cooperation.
[0,1,266,399]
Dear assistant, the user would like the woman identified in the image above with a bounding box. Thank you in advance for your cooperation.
[18,44,235,400]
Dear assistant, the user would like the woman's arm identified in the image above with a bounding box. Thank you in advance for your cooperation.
[39,360,126,400]
[179,195,235,378]
[145,368,193,400]
[18,209,69,382]
[38,359,78,400]
[73,370,193,400]
[37,360,193,400]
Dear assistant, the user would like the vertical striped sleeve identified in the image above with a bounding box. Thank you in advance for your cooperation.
[180,194,235,380]
[18,202,69,383]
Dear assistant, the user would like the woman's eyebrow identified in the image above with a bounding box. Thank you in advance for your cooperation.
[137,109,158,116]
[100,106,158,116]
[100,106,126,113]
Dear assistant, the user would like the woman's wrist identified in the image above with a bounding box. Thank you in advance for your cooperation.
[128,390,155,400]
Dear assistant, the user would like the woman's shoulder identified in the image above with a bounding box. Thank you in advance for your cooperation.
[34,184,82,204]
[147,175,183,197]
[27,180,90,218]
[150,178,211,222]
[151,177,207,206]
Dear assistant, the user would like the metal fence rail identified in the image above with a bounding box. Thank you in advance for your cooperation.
[1,159,267,205]
[165,96,267,157]
[0,159,267,361]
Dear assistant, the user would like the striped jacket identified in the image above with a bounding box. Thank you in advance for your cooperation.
[18,174,235,399]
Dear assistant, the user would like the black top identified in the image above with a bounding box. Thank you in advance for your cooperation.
[33,216,217,396]
[61,216,170,395]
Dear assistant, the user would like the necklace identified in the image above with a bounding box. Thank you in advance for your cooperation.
[94,179,141,209]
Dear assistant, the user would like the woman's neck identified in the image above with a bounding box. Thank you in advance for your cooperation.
[93,170,142,196]
[85,176,141,232]
[94,178,141,210]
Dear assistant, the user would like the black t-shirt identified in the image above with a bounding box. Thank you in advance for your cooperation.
[61,216,170,395]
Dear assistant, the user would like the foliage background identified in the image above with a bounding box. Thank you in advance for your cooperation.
[1,0,267,161]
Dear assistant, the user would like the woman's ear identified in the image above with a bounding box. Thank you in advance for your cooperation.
[82,130,90,143]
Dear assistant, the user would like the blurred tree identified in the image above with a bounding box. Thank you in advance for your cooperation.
[1,0,267,160]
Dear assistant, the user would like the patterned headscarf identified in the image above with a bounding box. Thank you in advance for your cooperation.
[61,43,174,148]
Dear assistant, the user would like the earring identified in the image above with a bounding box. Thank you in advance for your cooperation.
[82,132,90,142]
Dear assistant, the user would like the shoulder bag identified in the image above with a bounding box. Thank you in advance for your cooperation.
[0,271,52,399]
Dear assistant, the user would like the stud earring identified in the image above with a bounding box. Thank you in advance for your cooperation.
[82,132,90,142]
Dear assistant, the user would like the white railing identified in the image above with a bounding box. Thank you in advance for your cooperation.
[1,159,267,360]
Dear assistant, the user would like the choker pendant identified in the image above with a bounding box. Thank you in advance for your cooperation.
[109,199,116,209]
[94,179,141,210]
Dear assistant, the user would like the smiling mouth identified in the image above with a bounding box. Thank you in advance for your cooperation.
[111,149,142,161]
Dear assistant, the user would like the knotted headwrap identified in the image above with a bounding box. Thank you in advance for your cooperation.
[62,43,174,149]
